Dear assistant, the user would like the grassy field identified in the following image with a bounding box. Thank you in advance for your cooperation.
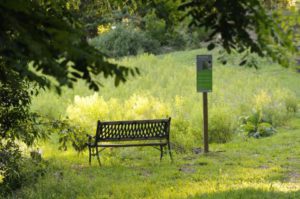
[7,49,299,198]
[30,49,300,119]
[30,49,300,149]
[10,115,300,198]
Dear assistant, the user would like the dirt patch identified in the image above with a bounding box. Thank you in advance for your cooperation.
[138,168,152,177]
[179,166,196,174]
[179,162,208,174]
[285,157,300,182]
[192,147,202,154]
[286,171,300,183]
[258,165,269,169]
[71,164,87,171]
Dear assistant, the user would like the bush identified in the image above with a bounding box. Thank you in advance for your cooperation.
[66,93,170,128]
[0,141,22,194]
[208,106,234,143]
[0,145,48,198]
[238,88,296,138]
[89,24,160,58]
[253,89,297,126]
[143,11,166,44]
[89,11,207,58]
[64,93,171,151]
[239,110,276,138]
[0,76,48,195]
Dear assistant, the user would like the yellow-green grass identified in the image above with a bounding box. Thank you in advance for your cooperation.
[30,49,300,149]
[13,49,300,198]
[10,116,300,199]
[30,49,300,119]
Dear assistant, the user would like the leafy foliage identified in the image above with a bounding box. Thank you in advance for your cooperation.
[1,0,138,194]
[0,72,48,194]
[0,73,48,144]
[209,106,234,143]
[0,142,48,196]
[90,24,160,58]
[239,111,277,138]
[179,0,297,67]
[0,0,136,92]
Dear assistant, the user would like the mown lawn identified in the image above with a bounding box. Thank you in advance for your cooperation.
[10,114,300,199]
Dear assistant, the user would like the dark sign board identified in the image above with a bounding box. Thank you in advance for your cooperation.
[197,55,212,92]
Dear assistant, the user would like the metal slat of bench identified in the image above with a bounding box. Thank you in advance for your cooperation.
[87,117,172,166]
[100,118,170,125]
[98,143,168,147]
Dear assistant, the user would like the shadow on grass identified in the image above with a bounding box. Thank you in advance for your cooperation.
[189,188,300,199]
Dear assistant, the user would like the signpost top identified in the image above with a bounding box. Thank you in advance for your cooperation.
[196,55,212,93]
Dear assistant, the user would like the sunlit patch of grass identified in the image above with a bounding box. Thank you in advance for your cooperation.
[9,116,300,198]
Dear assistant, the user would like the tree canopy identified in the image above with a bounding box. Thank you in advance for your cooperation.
[180,0,297,67]
[0,0,137,93]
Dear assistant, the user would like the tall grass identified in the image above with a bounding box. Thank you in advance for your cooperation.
[31,49,299,150]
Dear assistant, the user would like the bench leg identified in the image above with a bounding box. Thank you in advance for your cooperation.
[167,142,173,162]
[96,146,102,167]
[88,145,92,166]
[160,145,164,161]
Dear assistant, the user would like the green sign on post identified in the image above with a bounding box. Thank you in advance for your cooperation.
[196,55,212,153]
[197,55,212,92]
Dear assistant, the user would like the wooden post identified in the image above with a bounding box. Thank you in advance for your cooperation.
[203,92,209,153]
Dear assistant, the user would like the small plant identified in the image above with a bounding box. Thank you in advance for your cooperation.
[285,96,298,113]
[239,110,276,138]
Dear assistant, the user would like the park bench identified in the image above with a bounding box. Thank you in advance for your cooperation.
[87,118,173,166]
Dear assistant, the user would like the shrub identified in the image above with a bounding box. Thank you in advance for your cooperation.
[253,89,297,126]
[66,93,170,128]
[239,110,276,138]
[64,93,171,151]
[285,97,298,113]
[170,118,192,152]
[208,105,234,143]
[238,88,295,137]
[257,122,277,137]
[0,146,48,197]
[123,94,170,120]
[143,11,166,44]
[66,93,112,131]
[0,141,22,194]
[0,77,48,195]
[89,24,160,58]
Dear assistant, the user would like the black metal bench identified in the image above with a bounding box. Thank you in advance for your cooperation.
[87,118,173,166]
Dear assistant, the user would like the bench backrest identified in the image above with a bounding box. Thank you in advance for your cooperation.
[95,118,171,142]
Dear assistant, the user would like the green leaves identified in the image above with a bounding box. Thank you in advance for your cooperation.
[0,0,137,93]
[179,0,297,67]
[207,43,215,51]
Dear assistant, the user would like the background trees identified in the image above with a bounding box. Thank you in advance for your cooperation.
[86,0,299,67]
